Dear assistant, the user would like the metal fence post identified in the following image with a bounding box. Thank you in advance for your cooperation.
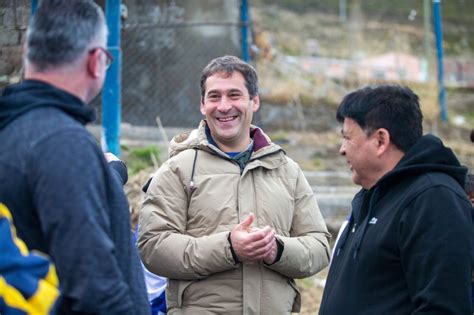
[433,0,447,123]
[103,0,122,156]
[31,0,37,14]
[240,0,249,62]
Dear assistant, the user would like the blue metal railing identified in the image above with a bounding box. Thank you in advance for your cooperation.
[433,0,447,123]
[103,1,122,156]
[240,0,249,62]
[31,0,37,14]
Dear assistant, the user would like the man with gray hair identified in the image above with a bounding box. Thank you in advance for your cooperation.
[138,55,330,314]
[0,0,149,313]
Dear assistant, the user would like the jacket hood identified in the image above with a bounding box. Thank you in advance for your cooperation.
[380,134,467,189]
[168,120,276,158]
[0,79,95,130]
[168,126,202,158]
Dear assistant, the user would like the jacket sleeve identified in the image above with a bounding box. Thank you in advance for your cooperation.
[266,167,331,279]
[399,186,472,314]
[138,160,238,280]
[29,129,135,314]
[108,160,128,185]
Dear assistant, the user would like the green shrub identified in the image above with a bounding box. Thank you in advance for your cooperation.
[122,145,161,175]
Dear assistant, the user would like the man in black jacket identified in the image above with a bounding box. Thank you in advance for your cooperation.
[0,0,149,313]
[320,85,473,314]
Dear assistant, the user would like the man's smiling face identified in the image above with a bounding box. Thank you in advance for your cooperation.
[201,71,259,152]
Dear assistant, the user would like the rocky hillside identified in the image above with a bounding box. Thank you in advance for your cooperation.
[246,0,474,178]
[249,0,474,132]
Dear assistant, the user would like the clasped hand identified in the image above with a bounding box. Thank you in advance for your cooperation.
[230,213,278,264]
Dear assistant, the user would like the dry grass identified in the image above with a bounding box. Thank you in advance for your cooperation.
[296,267,329,314]
[256,57,442,127]
[257,57,348,109]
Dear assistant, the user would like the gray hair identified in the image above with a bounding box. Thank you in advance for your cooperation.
[200,55,259,100]
[26,0,107,71]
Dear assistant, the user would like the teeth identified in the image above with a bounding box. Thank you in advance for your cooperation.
[218,116,235,122]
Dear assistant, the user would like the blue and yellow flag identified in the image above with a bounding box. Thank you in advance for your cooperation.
[0,203,60,314]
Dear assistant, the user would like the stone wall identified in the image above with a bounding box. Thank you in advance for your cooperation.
[0,2,29,85]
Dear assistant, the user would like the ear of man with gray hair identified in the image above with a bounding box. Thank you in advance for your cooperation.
[0,0,150,313]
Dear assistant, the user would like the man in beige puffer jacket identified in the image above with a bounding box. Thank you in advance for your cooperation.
[138,55,331,315]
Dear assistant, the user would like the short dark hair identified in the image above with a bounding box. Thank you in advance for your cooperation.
[336,85,423,152]
[26,0,106,71]
[200,55,258,100]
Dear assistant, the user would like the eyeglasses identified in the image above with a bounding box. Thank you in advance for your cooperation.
[89,47,114,69]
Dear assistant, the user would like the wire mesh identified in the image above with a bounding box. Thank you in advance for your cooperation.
[115,0,242,128]
[1,0,473,131]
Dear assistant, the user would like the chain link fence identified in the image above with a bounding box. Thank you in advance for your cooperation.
[1,0,473,131]
[0,0,244,129]
[115,0,243,128]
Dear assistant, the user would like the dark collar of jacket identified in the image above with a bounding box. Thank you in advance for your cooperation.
[0,79,95,130]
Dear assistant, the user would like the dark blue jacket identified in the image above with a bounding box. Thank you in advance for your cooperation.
[0,80,149,314]
[320,134,473,314]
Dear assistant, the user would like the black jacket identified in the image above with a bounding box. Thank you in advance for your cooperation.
[0,80,149,314]
[320,134,473,315]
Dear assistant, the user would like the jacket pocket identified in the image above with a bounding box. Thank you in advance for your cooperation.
[167,279,195,308]
[288,278,301,312]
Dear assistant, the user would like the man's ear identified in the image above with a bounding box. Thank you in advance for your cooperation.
[87,50,101,78]
[374,128,391,156]
[252,95,260,112]
[200,98,206,115]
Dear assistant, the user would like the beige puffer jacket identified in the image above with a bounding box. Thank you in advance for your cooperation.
[138,121,330,315]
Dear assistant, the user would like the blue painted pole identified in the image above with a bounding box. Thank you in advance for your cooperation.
[433,0,448,123]
[339,0,347,22]
[31,0,38,14]
[240,0,249,62]
[103,0,122,156]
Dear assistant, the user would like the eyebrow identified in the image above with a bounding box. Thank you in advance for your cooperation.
[206,88,244,95]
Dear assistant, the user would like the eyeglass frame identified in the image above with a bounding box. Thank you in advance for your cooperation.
[88,47,114,69]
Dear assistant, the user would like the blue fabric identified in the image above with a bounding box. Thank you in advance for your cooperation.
[226,152,240,158]
[0,205,59,314]
[134,225,167,314]
[204,123,254,172]
[471,282,474,310]
[150,293,167,315]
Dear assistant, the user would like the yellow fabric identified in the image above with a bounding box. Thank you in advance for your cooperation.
[0,203,60,314]
[44,265,59,288]
[28,275,61,314]
[0,203,12,220]
[0,276,34,314]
